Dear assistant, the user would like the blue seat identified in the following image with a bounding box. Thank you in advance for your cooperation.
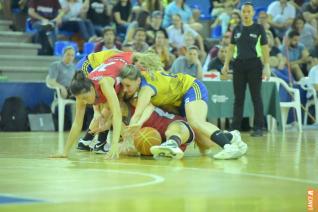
[54,41,79,56]
[25,18,37,34]
[83,42,96,55]
[211,25,222,39]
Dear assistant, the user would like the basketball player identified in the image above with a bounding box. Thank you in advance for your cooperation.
[120,65,248,160]
[120,101,194,159]
[75,50,164,154]
[52,51,167,159]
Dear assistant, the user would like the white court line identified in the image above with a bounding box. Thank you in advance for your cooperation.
[0,135,58,140]
[2,165,165,196]
[2,158,317,189]
[78,160,318,185]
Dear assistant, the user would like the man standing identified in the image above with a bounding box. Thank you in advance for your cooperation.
[222,2,270,137]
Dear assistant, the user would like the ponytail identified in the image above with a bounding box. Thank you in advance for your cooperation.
[132,52,164,77]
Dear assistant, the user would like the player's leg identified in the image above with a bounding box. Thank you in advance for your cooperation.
[150,121,194,159]
[184,80,247,159]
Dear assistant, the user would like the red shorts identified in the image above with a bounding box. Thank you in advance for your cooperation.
[141,107,190,151]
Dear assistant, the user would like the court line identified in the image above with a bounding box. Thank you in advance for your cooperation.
[0,135,58,140]
[2,166,165,196]
[78,160,318,185]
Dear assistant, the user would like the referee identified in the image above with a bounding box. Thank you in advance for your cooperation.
[221,2,270,137]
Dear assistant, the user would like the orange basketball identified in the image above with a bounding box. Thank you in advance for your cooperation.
[134,127,162,155]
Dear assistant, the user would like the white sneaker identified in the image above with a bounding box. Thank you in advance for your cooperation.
[150,140,184,159]
[230,130,248,155]
[213,144,243,160]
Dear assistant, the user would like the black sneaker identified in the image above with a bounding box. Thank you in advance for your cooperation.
[93,142,110,154]
[77,139,92,151]
[250,129,263,137]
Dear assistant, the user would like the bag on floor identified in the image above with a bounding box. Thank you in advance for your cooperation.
[0,97,29,131]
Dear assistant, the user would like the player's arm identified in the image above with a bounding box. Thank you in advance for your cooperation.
[52,100,86,158]
[136,103,155,126]
[129,86,155,126]
[99,77,122,159]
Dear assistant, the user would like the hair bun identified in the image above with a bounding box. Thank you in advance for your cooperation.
[74,71,85,80]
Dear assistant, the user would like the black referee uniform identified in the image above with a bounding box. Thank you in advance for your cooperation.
[230,23,268,134]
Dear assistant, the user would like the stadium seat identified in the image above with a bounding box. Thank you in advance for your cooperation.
[211,25,222,39]
[25,18,37,34]
[46,76,76,133]
[296,77,318,125]
[268,77,302,132]
[83,42,96,55]
[54,41,79,56]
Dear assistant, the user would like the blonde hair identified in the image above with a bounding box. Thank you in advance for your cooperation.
[132,52,164,75]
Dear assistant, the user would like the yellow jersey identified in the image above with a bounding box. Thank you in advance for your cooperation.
[87,50,121,69]
[141,71,195,111]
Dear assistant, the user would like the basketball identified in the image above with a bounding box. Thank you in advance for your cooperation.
[134,127,162,155]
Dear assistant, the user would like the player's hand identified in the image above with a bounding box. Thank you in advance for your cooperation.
[49,153,68,159]
[126,124,141,137]
[105,145,119,160]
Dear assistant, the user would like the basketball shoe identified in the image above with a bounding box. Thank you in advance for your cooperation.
[213,143,243,160]
[150,140,184,159]
[230,130,248,155]
[77,139,92,151]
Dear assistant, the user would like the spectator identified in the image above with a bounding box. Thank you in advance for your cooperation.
[162,0,202,32]
[287,16,317,50]
[301,0,318,29]
[203,31,231,72]
[171,45,203,79]
[94,27,122,52]
[86,0,113,36]
[178,32,206,62]
[146,10,168,46]
[142,0,163,13]
[149,30,175,70]
[131,27,149,52]
[59,0,96,41]
[167,14,204,54]
[208,45,232,79]
[257,11,281,47]
[211,7,240,35]
[28,0,64,55]
[46,46,76,99]
[290,0,306,15]
[310,36,318,58]
[113,0,132,37]
[211,0,239,17]
[281,30,312,80]
[125,10,150,43]
[267,0,296,39]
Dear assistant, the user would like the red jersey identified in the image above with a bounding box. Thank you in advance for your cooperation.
[88,52,133,104]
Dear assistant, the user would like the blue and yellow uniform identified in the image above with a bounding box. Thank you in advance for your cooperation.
[76,50,121,76]
[141,71,208,115]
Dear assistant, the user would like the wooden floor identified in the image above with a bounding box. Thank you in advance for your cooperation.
[0,130,317,212]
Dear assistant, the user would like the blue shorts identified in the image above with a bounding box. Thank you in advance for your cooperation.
[179,79,209,116]
[76,56,93,76]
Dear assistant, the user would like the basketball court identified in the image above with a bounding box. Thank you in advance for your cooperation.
[0,130,317,212]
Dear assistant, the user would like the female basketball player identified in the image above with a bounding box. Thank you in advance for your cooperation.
[52,50,167,159]
[120,65,248,160]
